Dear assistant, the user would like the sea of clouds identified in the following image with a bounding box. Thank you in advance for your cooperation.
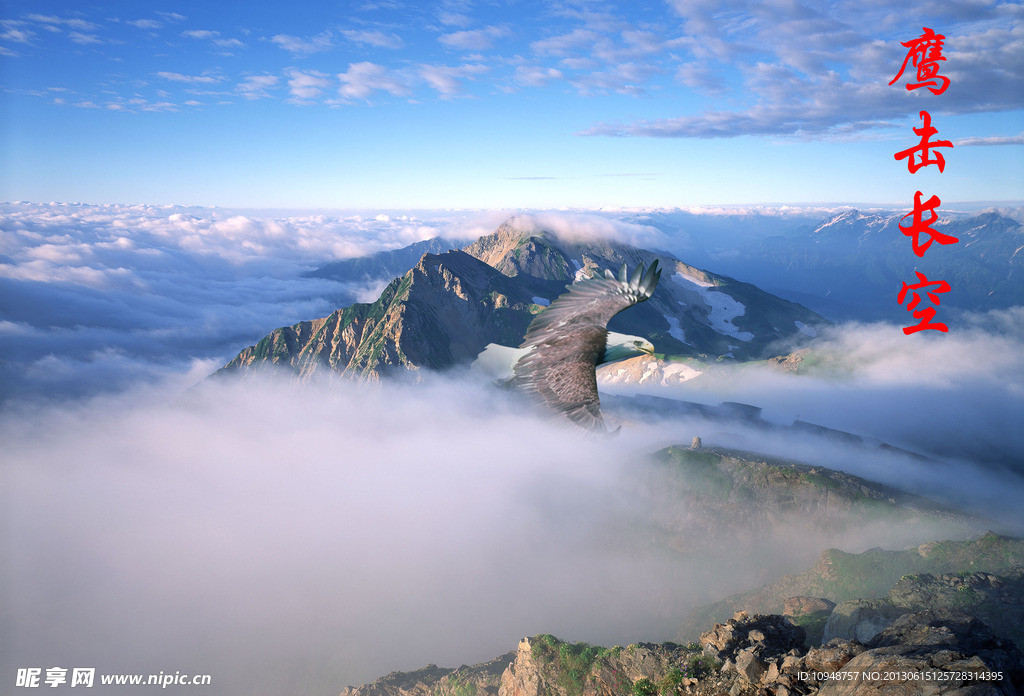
[0,203,509,399]
[2,203,1022,695]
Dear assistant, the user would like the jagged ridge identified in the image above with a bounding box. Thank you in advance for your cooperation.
[220,217,827,379]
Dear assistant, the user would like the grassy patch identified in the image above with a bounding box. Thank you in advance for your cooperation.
[530,635,603,696]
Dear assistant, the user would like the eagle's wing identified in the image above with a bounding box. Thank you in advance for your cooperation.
[513,261,661,431]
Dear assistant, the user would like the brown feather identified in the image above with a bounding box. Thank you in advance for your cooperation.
[512,261,660,432]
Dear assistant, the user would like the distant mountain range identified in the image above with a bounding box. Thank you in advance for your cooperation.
[640,210,1024,321]
[219,217,825,379]
[304,236,466,283]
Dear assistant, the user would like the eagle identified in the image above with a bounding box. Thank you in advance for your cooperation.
[511,260,661,432]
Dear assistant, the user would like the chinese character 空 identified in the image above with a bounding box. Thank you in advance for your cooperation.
[890,27,950,95]
[897,271,951,334]
[894,111,953,173]
[899,191,959,257]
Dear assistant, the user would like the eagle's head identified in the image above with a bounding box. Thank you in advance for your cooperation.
[601,332,656,365]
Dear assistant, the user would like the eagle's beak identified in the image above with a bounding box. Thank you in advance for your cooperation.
[639,341,655,356]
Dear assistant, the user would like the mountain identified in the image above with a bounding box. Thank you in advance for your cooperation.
[337,533,1024,696]
[696,210,1024,321]
[304,236,466,283]
[675,531,1024,643]
[218,217,826,379]
[220,250,539,379]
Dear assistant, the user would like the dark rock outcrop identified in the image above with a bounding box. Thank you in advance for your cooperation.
[678,533,1024,644]
[821,600,910,645]
[817,610,1024,696]
[220,250,539,379]
[337,608,1024,696]
[823,567,1024,647]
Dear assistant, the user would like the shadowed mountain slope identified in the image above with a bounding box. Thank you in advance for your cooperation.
[219,217,826,379]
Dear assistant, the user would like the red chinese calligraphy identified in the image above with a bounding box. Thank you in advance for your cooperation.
[897,271,950,334]
[889,27,949,95]
[899,191,959,257]
[894,111,953,174]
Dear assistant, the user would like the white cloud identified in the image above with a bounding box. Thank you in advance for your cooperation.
[338,62,409,100]
[675,62,726,95]
[438,10,472,27]
[1,24,35,44]
[271,31,333,55]
[0,203,490,399]
[182,29,217,40]
[25,14,99,32]
[286,69,332,101]
[67,31,103,45]
[514,65,563,87]
[419,63,488,97]
[504,212,668,248]
[236,74,279,100]
[955,132,1024,146]
[126,19,162,30]
[593,1,1024,139]
[571,61,661,96]
[439,25,508,51]
[530,28,598,55]
[182,29,245,50]
[156,71,223,84]
[341,28,403,49]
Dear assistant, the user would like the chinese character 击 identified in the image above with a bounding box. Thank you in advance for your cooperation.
[890,27,950,95]
[894,111,953,173]
[899,191,959,256]
[70,668,95,688]
[897,271,950,334]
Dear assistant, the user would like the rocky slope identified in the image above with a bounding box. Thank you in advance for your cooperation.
[676,532,1024,645]
[335,534,1024,695]
[338,602,1024,696]
[219,250,540,379]
[822,566,1024,648]
[337,652,514,696]
[219,217,826,379]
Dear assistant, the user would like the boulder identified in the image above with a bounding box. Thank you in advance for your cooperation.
[785,597,838,617]
[802,639,866,674]
[821,600,908,644]
[700,611,806,663]
[735,649,768,684]
[817,610,1024,696]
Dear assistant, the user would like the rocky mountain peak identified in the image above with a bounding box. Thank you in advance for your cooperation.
[219,218,827,381]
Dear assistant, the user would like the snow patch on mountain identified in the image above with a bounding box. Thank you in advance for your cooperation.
[665,315,688,344]
[672,271,753,341]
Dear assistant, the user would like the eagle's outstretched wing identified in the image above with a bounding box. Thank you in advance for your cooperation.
[512,261,661,431]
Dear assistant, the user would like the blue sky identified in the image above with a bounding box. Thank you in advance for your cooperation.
[1,0,1022,208]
